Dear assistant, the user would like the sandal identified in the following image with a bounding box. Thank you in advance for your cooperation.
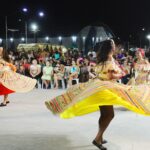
[6,101,10,104]
[92,140,107,150]
[102,139,108,144]
[0,103,7,107]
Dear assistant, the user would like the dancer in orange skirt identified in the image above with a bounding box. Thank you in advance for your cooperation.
[0,47,36,106]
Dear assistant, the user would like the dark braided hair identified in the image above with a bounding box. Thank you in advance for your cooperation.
[97,39,114,64]
[0,47,10,62]
[96,39,114,71]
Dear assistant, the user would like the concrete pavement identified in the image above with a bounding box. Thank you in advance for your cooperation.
[0,89,150,150]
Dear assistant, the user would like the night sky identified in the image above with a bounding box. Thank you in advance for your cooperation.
[0,0,150,43]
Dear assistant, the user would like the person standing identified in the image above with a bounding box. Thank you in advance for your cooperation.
[0,47,36,107]
[45,40,150,150]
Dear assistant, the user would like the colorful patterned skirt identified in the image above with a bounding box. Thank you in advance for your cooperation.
[0,70,36,94]
[45,79,150,119]
[128,72,149,85]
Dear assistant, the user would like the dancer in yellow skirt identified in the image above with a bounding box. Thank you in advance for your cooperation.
[45,40,150,150]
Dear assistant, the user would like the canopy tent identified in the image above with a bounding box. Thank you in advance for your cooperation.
[78,23,115,54]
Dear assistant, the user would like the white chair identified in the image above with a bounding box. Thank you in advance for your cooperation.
[59,79,65,89]
[72,78,79,84]
[41,80,54,89]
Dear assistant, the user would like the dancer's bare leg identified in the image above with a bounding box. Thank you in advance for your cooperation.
[3,94,9,104]
[94,105,114,144]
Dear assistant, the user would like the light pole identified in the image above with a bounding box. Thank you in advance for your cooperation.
[92,37,95,48]
[5,8,27,49]
[5,16,8,49]
[22,8,45,44]
[139,28,145,48]
[82,36,86,52]
[22,8,28,44]
[5,8,45,47]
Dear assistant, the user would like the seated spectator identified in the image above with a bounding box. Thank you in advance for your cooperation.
[68,61,79,87]
[79,61,89,83]
[23,59,30,76]
[41,61,53,89]
[53,49,61,60]
[53,64,65,89]
[29,59,41,88]
[18,65,25,75]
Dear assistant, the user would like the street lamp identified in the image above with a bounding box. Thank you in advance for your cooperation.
[96,37,99,43]
[22,8,28,12]
[72,36,77,43]
[0,38,2,46]
[45,36,49,43]
[82,36,86,41]
[92,37,95,47]
[92,37,95,43]
[31,23,39,43]
[10,38,14,42]
[0,38,2,43]
[22,7,28,44]
[58,36,62,45]
[71,36,77,48]
[147,35,150,48]
[22,9,45,44]
[21,37,25,42]
[38,11,45,17]
[31,24,38,31]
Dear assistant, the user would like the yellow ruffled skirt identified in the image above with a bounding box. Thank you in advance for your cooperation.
[45,79,150,119]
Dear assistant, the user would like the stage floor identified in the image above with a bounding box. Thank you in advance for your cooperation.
[0,89,150,150]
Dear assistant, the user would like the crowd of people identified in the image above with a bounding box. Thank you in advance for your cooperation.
[6,45,150,90]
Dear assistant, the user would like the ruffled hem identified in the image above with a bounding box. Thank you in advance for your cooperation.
[45,79,150,119]
[0,71,36,93]
[0,84,14,95]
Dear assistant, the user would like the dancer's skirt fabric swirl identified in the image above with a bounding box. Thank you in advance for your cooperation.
[45,79,150,119]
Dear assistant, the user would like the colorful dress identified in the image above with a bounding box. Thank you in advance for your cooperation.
[0,58,36,95]
[128,59,150,85]
[45,59,150,119]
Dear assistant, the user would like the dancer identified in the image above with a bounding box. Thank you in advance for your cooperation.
[128,48,150,85]
[45,40,150,150]
[0,47,36,106]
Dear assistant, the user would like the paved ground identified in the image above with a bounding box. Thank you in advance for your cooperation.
[0,89,150,150]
